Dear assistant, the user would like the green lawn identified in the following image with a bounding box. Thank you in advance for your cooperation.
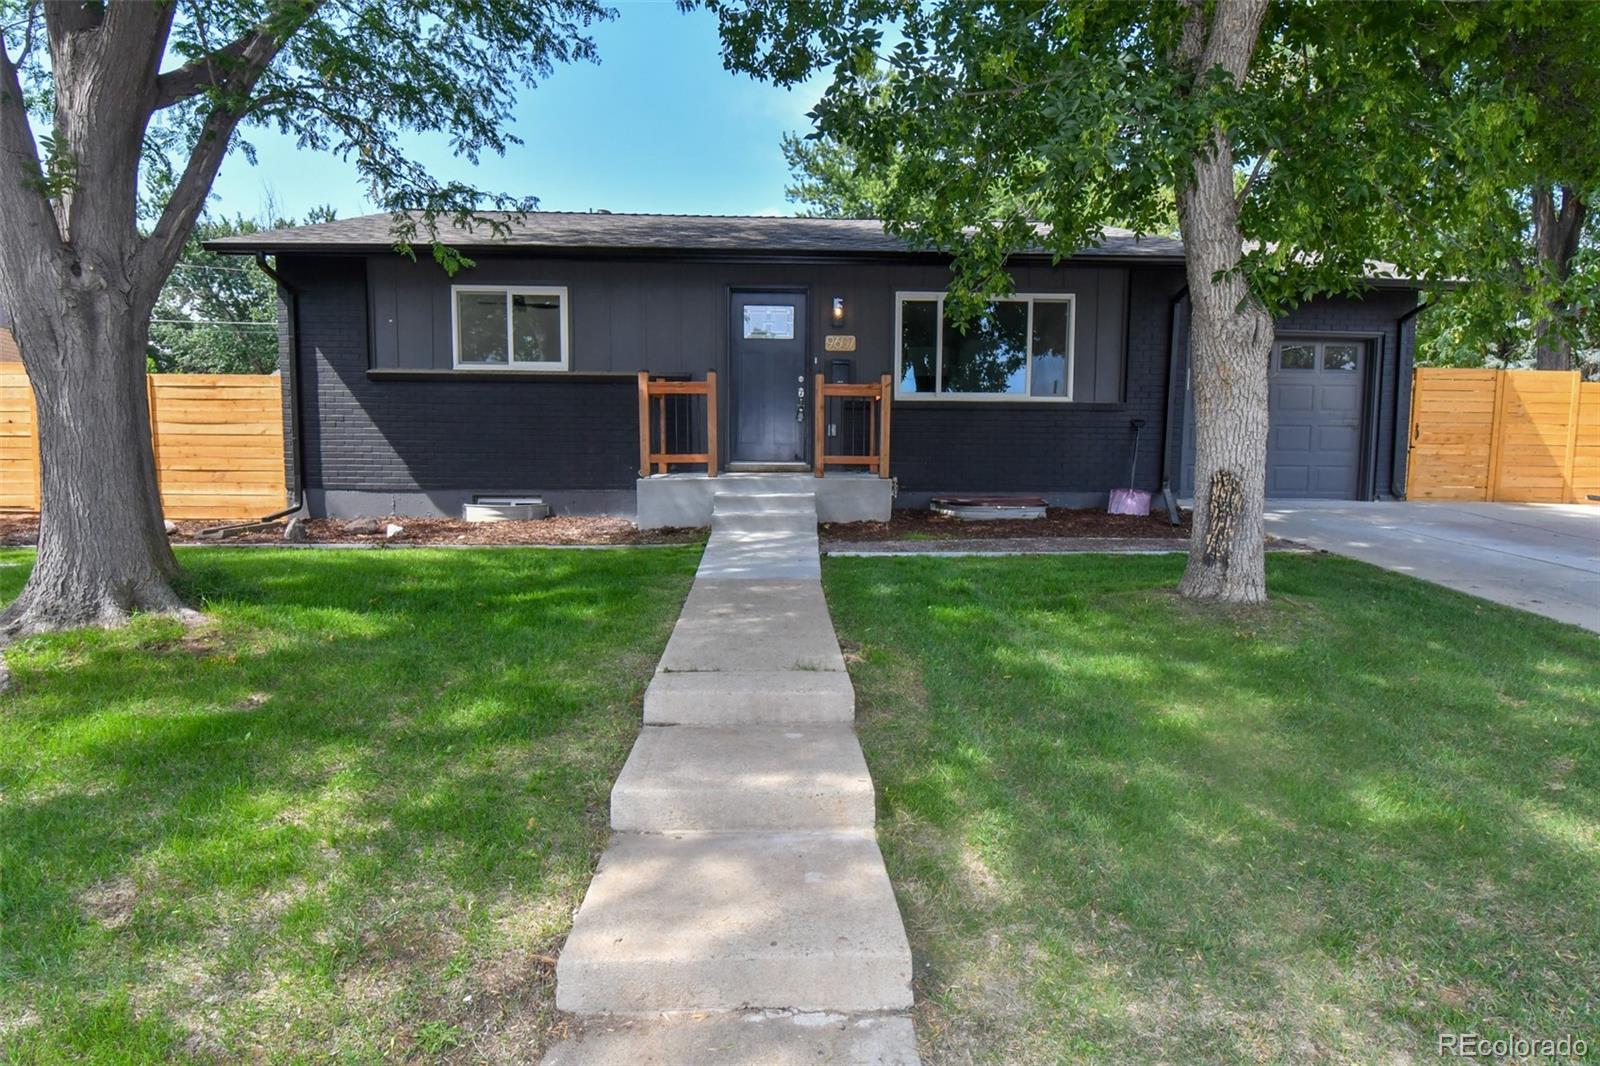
[0,546,698,1063]
[824,553,1599,1064]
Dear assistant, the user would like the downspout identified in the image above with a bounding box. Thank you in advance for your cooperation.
[198,255,306,533]
[1157,285,1189,525]
[1389,297,1431,500]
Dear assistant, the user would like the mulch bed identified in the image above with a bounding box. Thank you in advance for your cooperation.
[820,505,1191,544]
[0,513,703,548]
[825,536,1195,555]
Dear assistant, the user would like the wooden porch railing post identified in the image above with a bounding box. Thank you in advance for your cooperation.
[878,374,892,479]
[637,371,650,477]
[814,373,826,478]
[706,370,718,477]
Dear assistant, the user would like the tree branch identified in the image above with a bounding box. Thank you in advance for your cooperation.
[154,26,277,110]
[135,3,321,300]
[0,36,65,259]
[1236,148,1272,208]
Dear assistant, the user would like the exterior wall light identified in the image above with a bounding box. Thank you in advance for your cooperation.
[831,297,846,326]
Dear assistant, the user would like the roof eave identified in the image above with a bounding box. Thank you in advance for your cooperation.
[202,238,1189,266]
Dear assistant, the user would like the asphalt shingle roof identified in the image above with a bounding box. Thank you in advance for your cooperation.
[204,210,1188,261]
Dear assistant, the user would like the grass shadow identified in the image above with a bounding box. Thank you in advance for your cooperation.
[825,552,1599,1064]
[0,546,699,1062]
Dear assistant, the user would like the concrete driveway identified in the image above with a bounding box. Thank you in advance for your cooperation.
[1263,501,1600,633]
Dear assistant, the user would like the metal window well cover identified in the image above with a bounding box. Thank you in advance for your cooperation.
[464,498,550,522]
[929,495,1048,520]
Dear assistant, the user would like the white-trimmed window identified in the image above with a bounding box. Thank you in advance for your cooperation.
[895,292,1076,401]
[451,285,569,370]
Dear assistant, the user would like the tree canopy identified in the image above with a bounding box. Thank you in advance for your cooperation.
[146,211,334,375]
[0,0,617,644]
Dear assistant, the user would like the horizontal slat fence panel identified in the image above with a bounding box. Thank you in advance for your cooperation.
[1406,368,1598,504]
[0,365,286,519]
[0,367,39,509]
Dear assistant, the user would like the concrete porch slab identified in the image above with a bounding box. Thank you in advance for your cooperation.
[644,669,855,725]
[660,579,846,674]
[542,1010,919,1065]
[638,472,892,529]
[554,830,914,1014]
[612,725,875,832]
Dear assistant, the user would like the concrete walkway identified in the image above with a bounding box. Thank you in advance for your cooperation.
[543,486,918,1064]
[1265,501,1600,633]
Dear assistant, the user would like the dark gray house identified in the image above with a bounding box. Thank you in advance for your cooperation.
[209,212,1422,524]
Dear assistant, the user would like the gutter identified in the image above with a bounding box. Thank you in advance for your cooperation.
[196,255,307,536]
[253,252,307,522]
[1389,297,1431,500]
[1157,285,1189,525]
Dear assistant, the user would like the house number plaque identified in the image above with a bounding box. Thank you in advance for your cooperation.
[824,334,857,352]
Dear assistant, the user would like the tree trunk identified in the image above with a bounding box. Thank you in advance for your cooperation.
[0,4,212,653]
[1531,183,1587,371]
[0,286,187,642]
[1173,0,1274,605]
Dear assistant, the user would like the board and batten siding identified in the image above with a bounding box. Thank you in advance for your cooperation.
[363,254,1130,400]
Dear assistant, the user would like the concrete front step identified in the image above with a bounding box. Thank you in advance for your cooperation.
[612,725,874,832]
[660,579,846,674]
[712,491,818,517]
[712,511,819,536]
[554,830,914,1014]
[644,669,854,725]
[541,1010,919,1065]
[697,531,822,580]
[637,473,891,528]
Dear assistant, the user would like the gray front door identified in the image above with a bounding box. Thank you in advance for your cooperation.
[731,291,807,464]
[1266,339,1366,498]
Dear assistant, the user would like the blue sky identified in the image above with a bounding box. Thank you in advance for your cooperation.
[207,1,824,223]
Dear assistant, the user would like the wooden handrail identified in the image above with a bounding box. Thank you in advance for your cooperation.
[814,373,892,479]
[638,371,718,477]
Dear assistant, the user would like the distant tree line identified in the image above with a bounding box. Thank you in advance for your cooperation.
[147,208,335,375]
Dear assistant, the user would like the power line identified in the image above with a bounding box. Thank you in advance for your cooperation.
[150,318,277,327]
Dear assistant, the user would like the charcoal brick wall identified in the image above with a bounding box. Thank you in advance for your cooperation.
[1166,287,1420,499]
[280,256,638,512]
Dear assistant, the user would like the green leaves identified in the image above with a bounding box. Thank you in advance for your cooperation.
[146,215,293,375]
[708,0,1595,335]
[2,0,619,265]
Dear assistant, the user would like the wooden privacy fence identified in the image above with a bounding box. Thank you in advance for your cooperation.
[0,365,287,519]
[814,374,892,478]
[1407,368,1600,503]
[638,370,718,476]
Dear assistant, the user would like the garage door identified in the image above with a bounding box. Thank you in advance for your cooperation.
[1267,339,1365,499]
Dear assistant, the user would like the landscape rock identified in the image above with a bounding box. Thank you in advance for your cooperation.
[340,517,380,535]
[163,520,178,535]
[283,517,309,543]
[384,522,404,539]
